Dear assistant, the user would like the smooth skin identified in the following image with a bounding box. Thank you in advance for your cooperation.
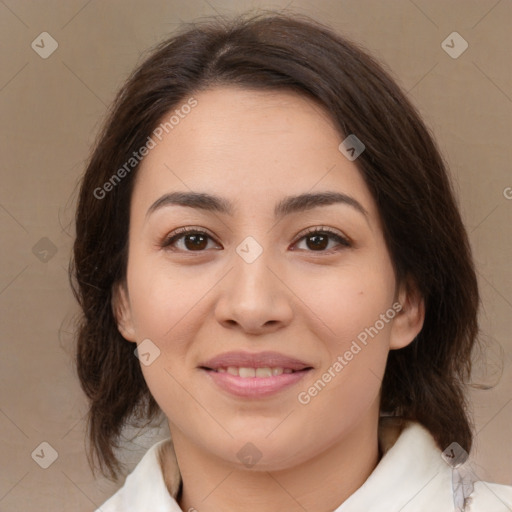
[113,86,425,512]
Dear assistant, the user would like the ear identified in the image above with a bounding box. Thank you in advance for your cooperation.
[389,276,425,350]
[111,280,137,342]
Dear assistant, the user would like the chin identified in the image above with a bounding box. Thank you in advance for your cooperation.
[210,431,313,472]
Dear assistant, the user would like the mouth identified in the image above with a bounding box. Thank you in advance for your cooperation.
[203,366,306,377]
[198,351,314,398]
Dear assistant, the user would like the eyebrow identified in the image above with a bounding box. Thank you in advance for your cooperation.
[145,191,368,220]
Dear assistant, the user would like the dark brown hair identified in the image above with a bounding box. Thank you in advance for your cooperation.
[71,11,479,480]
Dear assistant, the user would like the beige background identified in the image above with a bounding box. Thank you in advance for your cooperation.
[0,0,511,510]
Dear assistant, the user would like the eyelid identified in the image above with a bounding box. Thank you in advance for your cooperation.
[160,226,220,249]
[293,225,351,245]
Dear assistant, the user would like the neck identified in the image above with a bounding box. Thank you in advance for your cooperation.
[166,412,381,512]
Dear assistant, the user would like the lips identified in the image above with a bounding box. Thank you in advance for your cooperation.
[199,350,313,372]
[199,351,314,398]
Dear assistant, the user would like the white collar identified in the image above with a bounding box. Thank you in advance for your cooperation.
[97,418,512,511]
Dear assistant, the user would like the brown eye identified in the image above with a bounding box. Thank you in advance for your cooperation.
[161,229,219,251]
[181,233,208,250]
[305,233,329,251]
[294,228,351,252]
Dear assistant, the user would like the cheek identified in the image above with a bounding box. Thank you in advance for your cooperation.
[126,253,209,344]
[291,255,395,417]
[290,254,397,346]
[296,349,387,457]
[295,291,394,450]
[125,256,217,423]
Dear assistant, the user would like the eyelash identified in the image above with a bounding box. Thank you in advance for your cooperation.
[160,226,351,253]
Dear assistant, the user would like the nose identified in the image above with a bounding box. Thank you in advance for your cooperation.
[214,247,294,335]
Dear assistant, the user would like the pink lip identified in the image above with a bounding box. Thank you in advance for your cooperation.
[200,350,312,371]
[199,350,313,399]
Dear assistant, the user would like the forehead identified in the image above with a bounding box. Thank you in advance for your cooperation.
[132,86,378,222]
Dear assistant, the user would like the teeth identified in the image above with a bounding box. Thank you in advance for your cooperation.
[239,367,256,378]
[255,367,272,378]
[218,366,295,378]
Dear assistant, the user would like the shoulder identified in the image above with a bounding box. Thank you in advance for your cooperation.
[94,438,181,512]
[465,481,512,511]
[340,418,512,511]
[397,420,512,512]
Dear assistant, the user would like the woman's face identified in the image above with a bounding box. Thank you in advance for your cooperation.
[114,86,423,470]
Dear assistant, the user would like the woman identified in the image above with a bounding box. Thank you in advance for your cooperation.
[71,11,512,511]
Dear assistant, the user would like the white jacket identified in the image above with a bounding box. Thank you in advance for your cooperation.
[96,419,512,511]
